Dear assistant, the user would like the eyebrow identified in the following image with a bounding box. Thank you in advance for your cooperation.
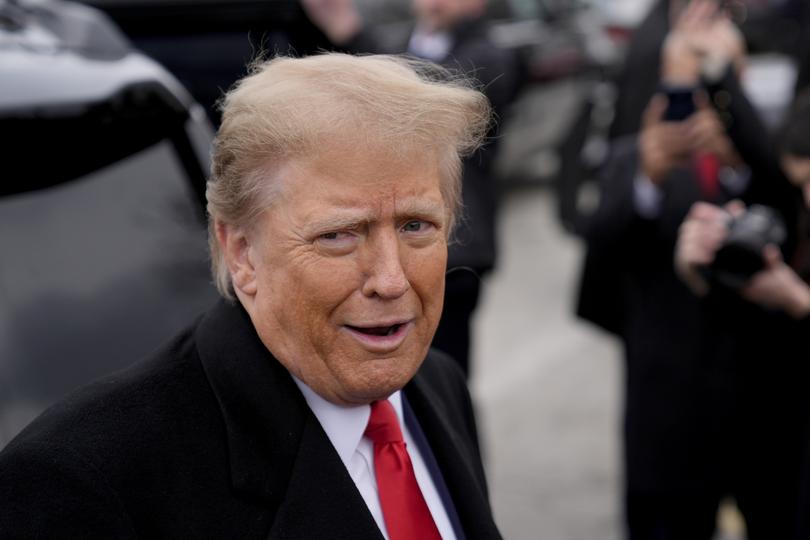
[303,211,370,235]
[395,199,446,220]
[302,199,447,234]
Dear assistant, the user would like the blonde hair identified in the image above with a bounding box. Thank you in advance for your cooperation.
[206,52,491,298]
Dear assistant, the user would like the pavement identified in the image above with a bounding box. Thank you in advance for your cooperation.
[470,185,623,540]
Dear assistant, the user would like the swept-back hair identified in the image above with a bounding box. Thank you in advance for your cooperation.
[206,52,491,298]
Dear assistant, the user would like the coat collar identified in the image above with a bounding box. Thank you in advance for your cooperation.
[194,299,497,539]
[195,298,306,502]
[195,299,382,538]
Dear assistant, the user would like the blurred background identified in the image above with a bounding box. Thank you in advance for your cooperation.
[1,0,807,538]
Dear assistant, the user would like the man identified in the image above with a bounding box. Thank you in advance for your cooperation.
[0,53,501,539]
[576,2,773,537]
[303,0,521,376]
[675,89,810,540]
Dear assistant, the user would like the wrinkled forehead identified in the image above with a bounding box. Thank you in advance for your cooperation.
[242,136,459,235]
[251,141,448,204]
[249,150,450,237]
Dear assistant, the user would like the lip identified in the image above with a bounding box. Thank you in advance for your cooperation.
[342,320,414,353]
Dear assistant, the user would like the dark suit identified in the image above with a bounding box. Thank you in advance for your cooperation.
[609,0,668,141]
[578,136,714,491]
[0,300,500,539]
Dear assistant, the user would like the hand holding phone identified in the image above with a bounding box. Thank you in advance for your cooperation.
[662,85,697,122]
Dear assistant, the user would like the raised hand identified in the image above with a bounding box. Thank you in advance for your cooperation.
[640,94,694,186]
[687,91,741,168]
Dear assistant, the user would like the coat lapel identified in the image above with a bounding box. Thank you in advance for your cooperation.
[405,363,502,540]
[267,414,383,540]
[196,300,382,539]
[196,299,303,503]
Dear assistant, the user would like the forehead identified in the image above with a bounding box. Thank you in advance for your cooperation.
[272,147,447,215]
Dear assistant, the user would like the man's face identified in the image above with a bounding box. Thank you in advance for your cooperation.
[240,148,449,405]
[782,154,810,209]
[412,0,480,32]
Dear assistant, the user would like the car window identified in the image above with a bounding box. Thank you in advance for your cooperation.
[0,140,218,446]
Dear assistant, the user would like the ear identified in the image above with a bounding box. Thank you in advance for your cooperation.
[215,219,258,297]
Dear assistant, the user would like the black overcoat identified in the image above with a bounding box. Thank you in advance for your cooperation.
[0,300,501,539]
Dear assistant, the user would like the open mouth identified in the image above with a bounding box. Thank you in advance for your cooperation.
[347,323,404,337]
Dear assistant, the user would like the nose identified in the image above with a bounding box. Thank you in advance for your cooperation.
[361,231,410,300]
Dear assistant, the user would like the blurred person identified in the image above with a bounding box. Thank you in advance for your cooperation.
[0,53,503,539]
[609,0,755,140]
[303,0,521,377]
[790,0,810,94]
[675,88,810,540]
[576,2,789,538]
[789,94,810,540]
[611,0,810,142]
[609,0,675,141]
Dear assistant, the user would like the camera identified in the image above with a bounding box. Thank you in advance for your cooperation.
[709,205,786,289]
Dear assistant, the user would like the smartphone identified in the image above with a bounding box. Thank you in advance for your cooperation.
[663,86,696,121]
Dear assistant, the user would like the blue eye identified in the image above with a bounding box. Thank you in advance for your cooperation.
[402,220,428,233]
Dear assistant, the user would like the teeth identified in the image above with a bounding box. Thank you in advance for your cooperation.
[386,326,396,336]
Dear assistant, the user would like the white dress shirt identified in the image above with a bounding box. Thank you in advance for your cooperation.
[293,378,457,540]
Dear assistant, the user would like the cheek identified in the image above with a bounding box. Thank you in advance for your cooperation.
[255,251,358,335]
[407,245,447,313]
[283,261,360,325]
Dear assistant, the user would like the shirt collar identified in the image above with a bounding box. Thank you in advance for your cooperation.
[292,376,404,469]
[407,26,452,62]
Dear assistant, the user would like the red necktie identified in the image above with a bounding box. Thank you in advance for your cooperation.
[695,152,720,201]
[364,399,442,540]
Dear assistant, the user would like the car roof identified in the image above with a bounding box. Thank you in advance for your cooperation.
[0,0,193,111]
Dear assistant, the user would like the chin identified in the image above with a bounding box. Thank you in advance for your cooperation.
[341,360,420,403]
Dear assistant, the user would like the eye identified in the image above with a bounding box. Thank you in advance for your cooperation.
[401,220,434,234]
[315,230,358,254]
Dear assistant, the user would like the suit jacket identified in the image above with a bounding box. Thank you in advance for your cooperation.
[609,0,668,141]
[0,299,501,539]
[576,136,717,493]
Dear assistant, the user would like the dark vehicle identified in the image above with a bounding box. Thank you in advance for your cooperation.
[0,0,219,448]
[77,0,333,125]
